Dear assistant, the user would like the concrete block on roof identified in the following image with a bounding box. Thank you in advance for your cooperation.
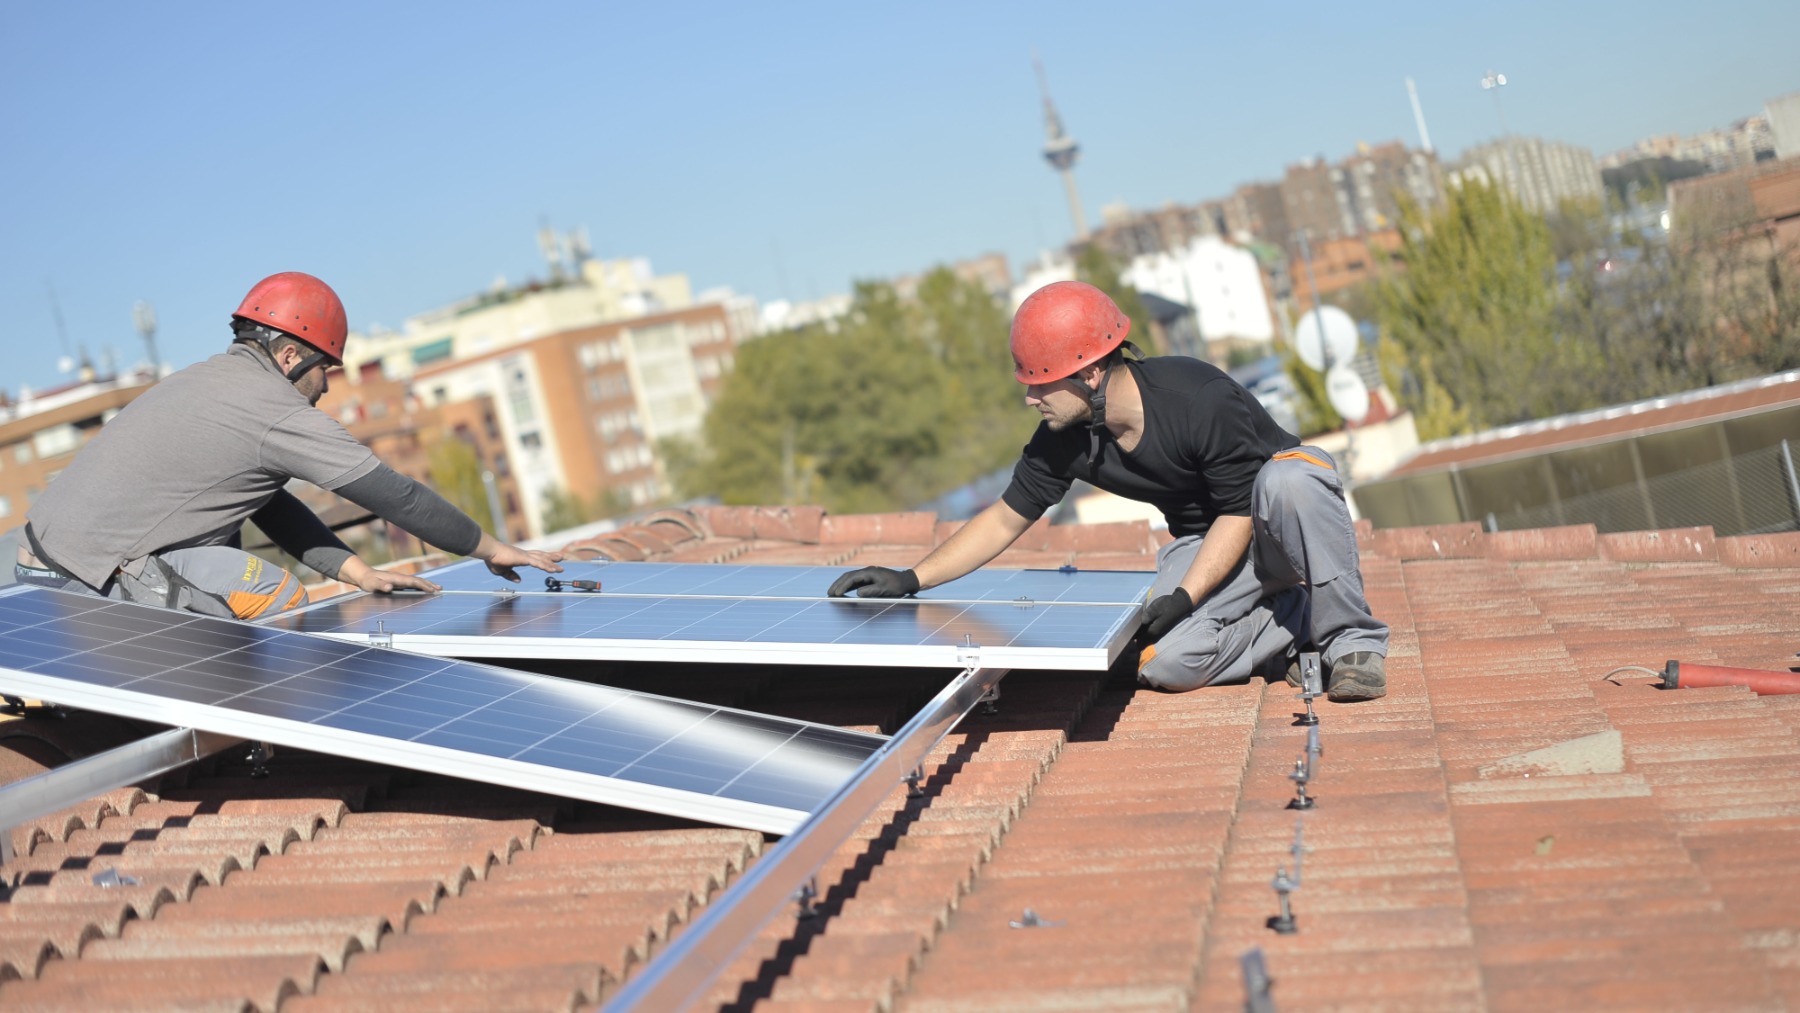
[1477,730,1625,779]
[1718,532,1800,568]
[1486,525,1600,561]
[821,512,938,546]
[1598,526,1718,562]
[1368,522,1485,560]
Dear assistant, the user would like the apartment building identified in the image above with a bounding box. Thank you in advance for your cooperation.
[0,368,157,535]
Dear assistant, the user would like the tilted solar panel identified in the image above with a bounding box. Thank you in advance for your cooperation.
[413,560,1156,605]
[269,583,1145,669]
[0,586,883,833]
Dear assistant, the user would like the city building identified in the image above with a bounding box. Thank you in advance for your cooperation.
[1223,181,1290,247]
[1086,202,1223,263]
[1602,114,1776,173]
[307,372,527,552]
[1122,236,1276,354]
[1278,142,1443,249]
[1290,230,1404,312]
[1452,136,1604,215]
[0,366,158,536]
[892,252,1013,302]
[1769,92,1800,162]
[330,237,748,537]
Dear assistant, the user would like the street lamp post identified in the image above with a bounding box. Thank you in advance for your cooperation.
[1480,70,1522,203]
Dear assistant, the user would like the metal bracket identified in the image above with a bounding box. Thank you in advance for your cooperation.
[368,621,393,649]
[957,635,982,669]
[1008,908,1063,928]
[905,766,925,799]
[794,877,820,920]
[978,683,1001,716]
[246,741,275,779]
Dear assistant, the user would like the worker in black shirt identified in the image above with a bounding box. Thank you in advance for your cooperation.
[828,280,1388,701]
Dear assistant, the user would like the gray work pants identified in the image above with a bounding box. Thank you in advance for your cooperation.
[1137,446,1389,691]
[14,546,309,620]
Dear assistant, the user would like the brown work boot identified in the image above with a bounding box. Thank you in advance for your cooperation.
[1327,652,1386,702]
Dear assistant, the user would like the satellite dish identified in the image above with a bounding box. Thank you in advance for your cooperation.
[1295,306,1358,371]
[1325,364,1370,425]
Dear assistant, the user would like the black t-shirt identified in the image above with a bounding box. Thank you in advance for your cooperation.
[1000,356,1299,538]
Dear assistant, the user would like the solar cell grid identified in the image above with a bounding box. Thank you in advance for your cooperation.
[0,587,883,832]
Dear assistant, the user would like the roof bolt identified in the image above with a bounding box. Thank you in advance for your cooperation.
[1293,652,1322,727]
[1009,908,1063,928]
[1240,947,1277,1012]
[1268,866,1299,934]
[1287,756,1315,811]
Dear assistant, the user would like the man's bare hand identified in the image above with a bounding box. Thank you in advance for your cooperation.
[484,543,565,583]
[339,556,442,594]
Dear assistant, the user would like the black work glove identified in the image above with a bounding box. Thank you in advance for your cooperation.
[1142,587,1194,643]
[827,566,921,599]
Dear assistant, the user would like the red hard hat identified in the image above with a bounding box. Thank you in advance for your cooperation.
[1009,281,1130,384]
[233,272,348,363]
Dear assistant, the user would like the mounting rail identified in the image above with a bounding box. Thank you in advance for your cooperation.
[603,664,1010,1011]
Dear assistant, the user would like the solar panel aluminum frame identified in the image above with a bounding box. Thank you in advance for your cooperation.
[300,619,1137,671]
[0,587,881,835]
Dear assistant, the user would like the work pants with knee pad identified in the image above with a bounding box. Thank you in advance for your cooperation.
[15,545,309,620]
[1137,447,1389,692]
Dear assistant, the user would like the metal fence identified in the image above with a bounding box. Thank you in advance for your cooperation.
[1484,439,1800,535]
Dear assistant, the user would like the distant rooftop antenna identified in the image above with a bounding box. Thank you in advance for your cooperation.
[570,226,593,266]
[46,280,74,373]
[1033,51,1088,241]
[1405,77,1433,153]
[133,300,162,377]
[537,220,566,282]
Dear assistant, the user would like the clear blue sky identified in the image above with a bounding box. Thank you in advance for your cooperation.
[3,0,1795,388]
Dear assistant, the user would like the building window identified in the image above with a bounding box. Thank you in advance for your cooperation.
[520,432,543,451]
[13,443,32,464]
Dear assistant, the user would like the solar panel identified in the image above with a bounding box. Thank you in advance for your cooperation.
[268,563,1151,670]
[0,586,883,833]
[412,559,1155,605]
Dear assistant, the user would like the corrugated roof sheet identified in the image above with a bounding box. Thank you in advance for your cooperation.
[3,506,1799,1010]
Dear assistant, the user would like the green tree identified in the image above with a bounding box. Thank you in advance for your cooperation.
[667,270,1034,513]
[1375,180,1601,439]
[1075,245,1162,355]
[426,439,493,535]
[539,484,591,535]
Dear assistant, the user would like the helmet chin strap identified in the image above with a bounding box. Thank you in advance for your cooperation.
[234,322,330,384]
[1066,341,1142,461]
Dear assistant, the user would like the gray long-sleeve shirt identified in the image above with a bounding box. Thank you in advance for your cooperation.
[27,344,478,590]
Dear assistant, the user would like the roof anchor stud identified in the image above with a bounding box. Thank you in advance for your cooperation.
[1267,866,1299,934]
[1287,756,1315,810]
[1293,652,1322,727]
[905,766,925,799]
[1008,908,1064,928]
[794,877,821,920]
[92,867,141,889]
[1240,947,1277,1013]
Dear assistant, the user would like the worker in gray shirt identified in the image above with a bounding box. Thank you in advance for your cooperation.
[13,271,563,618]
